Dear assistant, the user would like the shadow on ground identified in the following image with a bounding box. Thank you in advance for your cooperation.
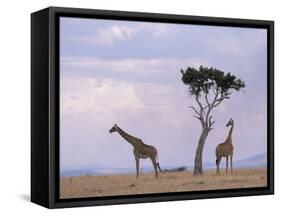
[19,194,30,202]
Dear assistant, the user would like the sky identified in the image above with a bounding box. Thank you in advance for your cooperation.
[59,17,267,172]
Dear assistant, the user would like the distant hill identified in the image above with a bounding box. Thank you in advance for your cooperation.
[234,153,267,168]
[60,153,267,177]
[203,153,267,169]
[61,166,174,177]
[61,170,100,177]
[61,165,178,177]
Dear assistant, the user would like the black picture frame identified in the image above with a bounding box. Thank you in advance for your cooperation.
[31,6,274,209]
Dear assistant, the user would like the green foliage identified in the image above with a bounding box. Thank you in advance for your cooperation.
[181,66,245,98]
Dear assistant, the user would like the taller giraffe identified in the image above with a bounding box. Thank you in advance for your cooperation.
[109,124,162,178]
[215,118,234,174]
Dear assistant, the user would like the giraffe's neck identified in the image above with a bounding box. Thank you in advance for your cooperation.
[116,126,142,147]
[226,123,234,143]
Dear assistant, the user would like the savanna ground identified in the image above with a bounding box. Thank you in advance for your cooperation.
[60,168,266,199]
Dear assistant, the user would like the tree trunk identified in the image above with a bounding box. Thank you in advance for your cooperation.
[193,127,209,175]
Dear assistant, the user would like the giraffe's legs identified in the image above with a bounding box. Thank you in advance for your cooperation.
[135,156,140,178]
[226,156,229,174]
[216,157,221,175]
[230,154,233,174]
[150,157,158,178]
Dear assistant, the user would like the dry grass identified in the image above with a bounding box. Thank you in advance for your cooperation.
[60,168,267,199]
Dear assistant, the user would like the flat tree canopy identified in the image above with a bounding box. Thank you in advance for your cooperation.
[181,66,245,99]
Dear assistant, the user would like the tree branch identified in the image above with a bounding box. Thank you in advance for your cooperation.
[195,95,209,112]
[205,92,210,107]
[213,95,230,107]
[193,115,201,120]
[195,95,203,111]
[213,99,223,107]
[188,104,204,128]
[204,91,219,124]
[208,115,215,129]
[212,86,216,95]
[188,106,200,116]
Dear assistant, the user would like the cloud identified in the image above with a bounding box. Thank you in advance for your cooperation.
[137,22,169,37]
[60,76,198,129]
[61,57,208,77]
[205,28,267,58]
[63,21,172,47]
[61,78,145,119]
[207,39,241,56]
[76,25,139,46]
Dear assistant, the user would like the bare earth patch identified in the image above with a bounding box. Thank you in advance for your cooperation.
[60,168,267,199]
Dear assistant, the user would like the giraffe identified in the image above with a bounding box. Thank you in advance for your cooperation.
[109,124,162,178]
[215,118,234,175]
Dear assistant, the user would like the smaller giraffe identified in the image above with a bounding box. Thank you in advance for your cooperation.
[215,118,234,175]
[109,124,162,178]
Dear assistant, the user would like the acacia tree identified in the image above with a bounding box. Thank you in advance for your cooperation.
[181,66,245,175]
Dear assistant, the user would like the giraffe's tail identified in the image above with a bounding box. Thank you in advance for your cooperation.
[156,155,162,173]
[157,162,162,173]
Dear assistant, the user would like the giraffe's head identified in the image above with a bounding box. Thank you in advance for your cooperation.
[226,118,234,127]
[109,124,118,133]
